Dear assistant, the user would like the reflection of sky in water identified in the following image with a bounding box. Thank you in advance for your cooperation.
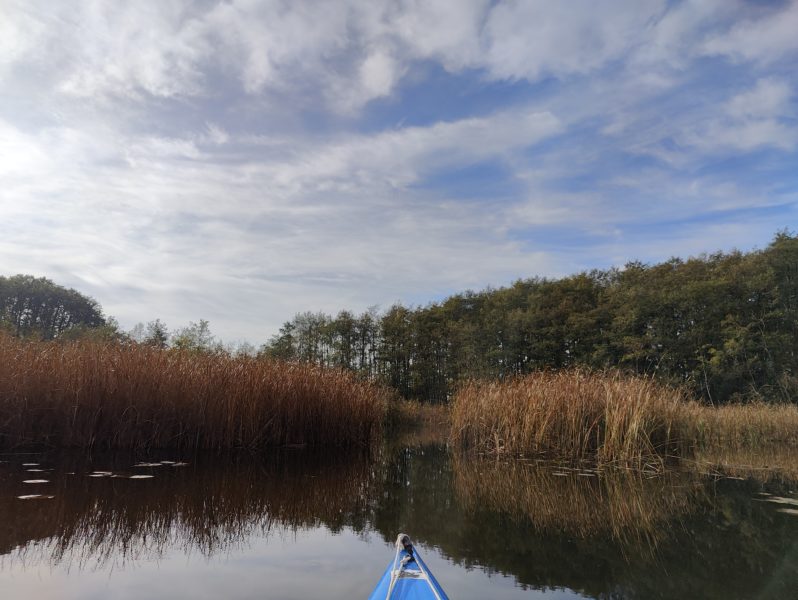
[1,446,797,599]
[0,527,583,599]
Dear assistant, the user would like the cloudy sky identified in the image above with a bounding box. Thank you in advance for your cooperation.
[1,0,797,344]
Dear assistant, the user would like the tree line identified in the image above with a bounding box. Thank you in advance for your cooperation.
[3,232,796,404]
[0,275,109,340]
[0,276,248,354]
[262,232,798,404]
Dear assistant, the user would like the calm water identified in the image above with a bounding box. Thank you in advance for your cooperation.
[1,445,797,599]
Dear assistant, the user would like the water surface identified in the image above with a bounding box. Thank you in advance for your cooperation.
[1,446,796,599]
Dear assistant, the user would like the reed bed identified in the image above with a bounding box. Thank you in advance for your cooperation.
[694,402,798,448]
[0,336,388,450]
[451,370,695,465]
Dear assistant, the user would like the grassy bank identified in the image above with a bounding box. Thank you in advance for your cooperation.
[0,336,387,450]
[451,370,798,465]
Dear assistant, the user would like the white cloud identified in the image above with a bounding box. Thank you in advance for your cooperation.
[703,0,798,64]
[682,78,796,153]
[2,1,797,342]
[0,106,564,339]
[483,0,666,80]
[685,118,795,153]
[55,2,208,99]
[725,78,793,120]
[0,0,702,110]
[383,0,489,72]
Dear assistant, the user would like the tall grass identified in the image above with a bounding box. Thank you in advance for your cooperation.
[451,370,695,465]
[694,402,798,448]
[0,335,388,450]
[451,370,798,465]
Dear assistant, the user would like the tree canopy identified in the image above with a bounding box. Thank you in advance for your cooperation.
[0,275,106,339]
[261,232,798,404]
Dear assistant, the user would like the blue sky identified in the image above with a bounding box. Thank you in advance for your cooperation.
[1,0,796,344]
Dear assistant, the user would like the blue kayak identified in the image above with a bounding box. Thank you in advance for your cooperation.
[368,534,449,600]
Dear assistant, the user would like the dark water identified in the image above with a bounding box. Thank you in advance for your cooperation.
[1,445,797,599]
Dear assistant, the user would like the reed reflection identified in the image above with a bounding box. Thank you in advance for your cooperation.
[0,450,374,568]
[453,456,705,549]
[695,445,798,483]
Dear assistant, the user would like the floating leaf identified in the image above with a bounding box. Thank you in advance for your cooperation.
[22,479,49,484]
[17,494,55,500]
[129,474,154,479]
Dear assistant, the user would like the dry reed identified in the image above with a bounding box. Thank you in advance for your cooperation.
[0,335,388,450]
[451,370,695,465]
[694,402,798,448]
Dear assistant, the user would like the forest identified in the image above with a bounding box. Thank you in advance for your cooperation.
[261,232,798,404]
[2,232,796,405]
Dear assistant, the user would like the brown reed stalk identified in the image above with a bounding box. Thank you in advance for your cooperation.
[693,402,798,448]
[451,369,798,466]
[450,369,699,465]
[0,335,388,450]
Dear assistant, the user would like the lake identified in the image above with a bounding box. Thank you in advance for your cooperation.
[1,444,797,599]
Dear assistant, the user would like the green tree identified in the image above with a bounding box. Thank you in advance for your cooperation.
[172,319,217,352]
[0,274,105,339]
[144,319,170,349]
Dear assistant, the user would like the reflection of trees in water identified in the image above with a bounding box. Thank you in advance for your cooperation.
[2,446,797,599]
[370,446,798,600]
[0,451,374,568]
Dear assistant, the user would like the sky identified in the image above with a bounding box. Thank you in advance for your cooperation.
[1,0,797,345]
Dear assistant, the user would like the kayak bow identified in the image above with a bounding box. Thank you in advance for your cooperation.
[368,533,449,600]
